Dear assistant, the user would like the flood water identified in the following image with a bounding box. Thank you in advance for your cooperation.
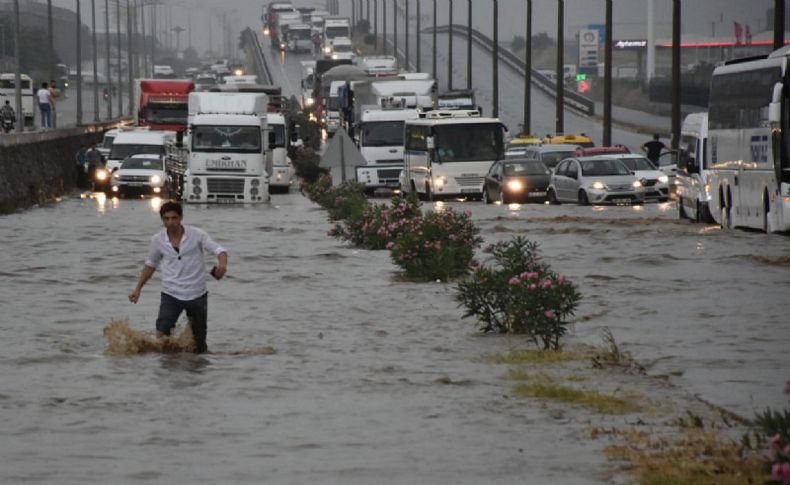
[1,192,787,483]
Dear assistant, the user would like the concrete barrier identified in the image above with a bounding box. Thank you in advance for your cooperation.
[0,120,129,213]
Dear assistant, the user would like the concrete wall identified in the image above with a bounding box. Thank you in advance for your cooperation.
[0,128,103,213]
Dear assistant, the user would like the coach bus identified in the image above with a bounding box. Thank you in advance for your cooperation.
[401,110,506,200]
[707,46,790,232]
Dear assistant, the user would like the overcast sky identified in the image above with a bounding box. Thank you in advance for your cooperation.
[46,0,779,56]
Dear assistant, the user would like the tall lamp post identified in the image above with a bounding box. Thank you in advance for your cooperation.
[492,0,498,117]
[105,0,112,119]
[603,0,612,146]
[416,0,421,71]
[13,0,22,132]
[523,0,531,134]
[466,0,471,89]
[432,0,436,80]
[555,0,563,134]
[447,0,453,90]
[92,0,99,122]
[77,0,83,125]
[671,0,680,151]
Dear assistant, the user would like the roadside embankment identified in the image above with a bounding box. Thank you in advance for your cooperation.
[0,128,105,214]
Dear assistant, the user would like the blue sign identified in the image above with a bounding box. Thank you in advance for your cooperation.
[588,24,606,43]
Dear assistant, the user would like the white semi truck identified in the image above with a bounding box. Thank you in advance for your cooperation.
[181,91,270,203]
[355,107,420,193]
[266,112,294,193]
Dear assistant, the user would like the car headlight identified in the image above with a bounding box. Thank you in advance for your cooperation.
[506,180,523,192]
[95,169,108,181]
[150,175,161,184]
[234,69,243,76]
[633,180,644,188]
[332,54,338,60]
[324,46,331,54]
[305,97,314,106]
[657,175,669,184]
[112,172,120,179]
[434,176,447,188]
[591,181,606,190]
[263,28,270,35]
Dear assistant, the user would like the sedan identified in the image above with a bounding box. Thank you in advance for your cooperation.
[547,156,645,205]
[483,159,552,204]
[603,154,670,202]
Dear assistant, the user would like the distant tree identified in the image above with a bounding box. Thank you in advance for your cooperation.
[0,18,61,84]
[511,35,525,52]
[182,47,199,64]
[532,32,554,51]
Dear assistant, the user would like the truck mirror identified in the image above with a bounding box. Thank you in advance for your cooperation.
[769,101,781,123]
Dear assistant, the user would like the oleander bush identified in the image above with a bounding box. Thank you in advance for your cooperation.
[756,381,790,484]
[389,207,482,282]
[303,175,368,221]
[329,193,422,250]
[456,236,580,350]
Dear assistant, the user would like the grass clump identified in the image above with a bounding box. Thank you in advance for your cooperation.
[514,381,644,414]
[604,427,770,484]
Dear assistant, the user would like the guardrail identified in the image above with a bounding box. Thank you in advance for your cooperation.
[0,117,132,147]
[241,28,273,86]
[430,25,595,116]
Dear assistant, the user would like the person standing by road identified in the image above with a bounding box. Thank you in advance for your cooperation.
[75,144,88,188]
[48,80,61,128]
[128,202,228,354]
[36,82,52,129]
[641,134,667,167]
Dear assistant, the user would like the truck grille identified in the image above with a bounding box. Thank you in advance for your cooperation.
[454,176,484,187]
[207,178,245,194]
[377,168,402,180]
[376,159,403,165]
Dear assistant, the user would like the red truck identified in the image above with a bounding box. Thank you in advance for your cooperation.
[135,79,195,132]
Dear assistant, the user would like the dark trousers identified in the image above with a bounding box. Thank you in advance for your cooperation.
[156,292,208,353]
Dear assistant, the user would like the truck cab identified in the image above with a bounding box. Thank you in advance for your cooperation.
[355,107,420,192]
[136,79,195,132]
[266,112,294,193]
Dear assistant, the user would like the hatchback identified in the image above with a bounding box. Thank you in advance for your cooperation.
[483,159,552,204]
[547,156,645,205]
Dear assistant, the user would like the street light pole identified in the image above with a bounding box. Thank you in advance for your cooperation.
[405,0,409,69]
[523,0,531,134]
[393,0,397,62]
[448,0,453,90]
[416,0,421,71]
[671,0,680,151]
[105,0,111,119]
[77,0,83,126]
[383,0,387,56]
[92,0,99,122]
[127,0,134,116]
[555,0,563,134]
[603,0,612,146]
[432,0,436,80]
[466,0,471,89]
[48,0,54,82]
[116,0,122,117]
[492,0,498,117]
[13,0,22,132]
[774,0,785,50]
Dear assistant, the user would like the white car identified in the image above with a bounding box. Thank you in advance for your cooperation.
[547,156,645,205]
[110,154,170,197]
[327,37,355,61]
[601,154,670,202]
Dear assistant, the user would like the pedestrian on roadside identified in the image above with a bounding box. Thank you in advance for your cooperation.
[85,144,103,187]
[75,144,88,188]
[128,201,228,354]
[641,134,667,167]
[36,82,52,129]
[49,80,61,128]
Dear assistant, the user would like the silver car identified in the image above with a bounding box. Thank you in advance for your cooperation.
[547,156,645,205]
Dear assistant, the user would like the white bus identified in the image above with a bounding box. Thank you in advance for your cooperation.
[401,110,506,200]
[0,73,35,127]
[676,112,714,222]
[707,47,790,232]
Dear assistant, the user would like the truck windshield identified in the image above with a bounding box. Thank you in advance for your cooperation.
[102,135,116,149]
[328,96,342,111]
[361,121,404,147]
[290,29,311,40]
[333,44,352,53]
[192,126,261,153]
[110,144,164,160]
[325,27,348,39]
[433,123,503,162]
[145,102,188,125]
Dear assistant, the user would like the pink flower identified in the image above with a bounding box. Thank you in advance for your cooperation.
[784,444,790,457]
[528,284,537,290]
[508,277,520,285]
[386,241,395,250]
[540,280,553,289]
[769,434,782,451]
[434,241,442,249]
[772,462,790,483]
[464,209,472,217]
[558,275,567,284]
[544,310,556,319]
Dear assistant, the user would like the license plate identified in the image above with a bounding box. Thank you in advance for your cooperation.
[461,188,479,193]
[216,198,237,204]
[124,182,146,187]
[529,191,547,197]
[613,198,631,204]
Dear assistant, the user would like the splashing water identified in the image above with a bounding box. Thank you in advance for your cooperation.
[103,319,196,355]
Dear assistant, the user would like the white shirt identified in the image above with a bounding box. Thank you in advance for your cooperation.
[36,88,51,104]
[145,225,227,301]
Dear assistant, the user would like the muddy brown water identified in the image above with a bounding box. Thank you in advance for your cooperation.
[0,192,787,483]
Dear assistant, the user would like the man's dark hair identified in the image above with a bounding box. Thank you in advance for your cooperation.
[41,82,48,89]
[159,201,183,218]
[653,134,660,140]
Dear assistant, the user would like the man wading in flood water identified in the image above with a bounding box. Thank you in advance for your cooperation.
[128,201,228,353]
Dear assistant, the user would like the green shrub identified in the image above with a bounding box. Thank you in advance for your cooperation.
[755,381,790,483]
[291,148,327,184]
[390,207,482,282]
[456,236,580,350]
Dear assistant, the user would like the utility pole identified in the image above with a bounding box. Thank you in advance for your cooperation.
[448,0,453,90]
[405,0,409,69]
[77,0,83,125]
[555,0,563,134]
[523,0,531,134]
[492,0,498,117]
[466,0,471,89]
[92,0,99,122]
[603,0,612,146]
[393,0,397,61]
[116,0,122,117]
[373,0,378,52]
[383,0,387,55]
[48,0,54,83]
[127,0,134,116]
[671,0,680,151]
